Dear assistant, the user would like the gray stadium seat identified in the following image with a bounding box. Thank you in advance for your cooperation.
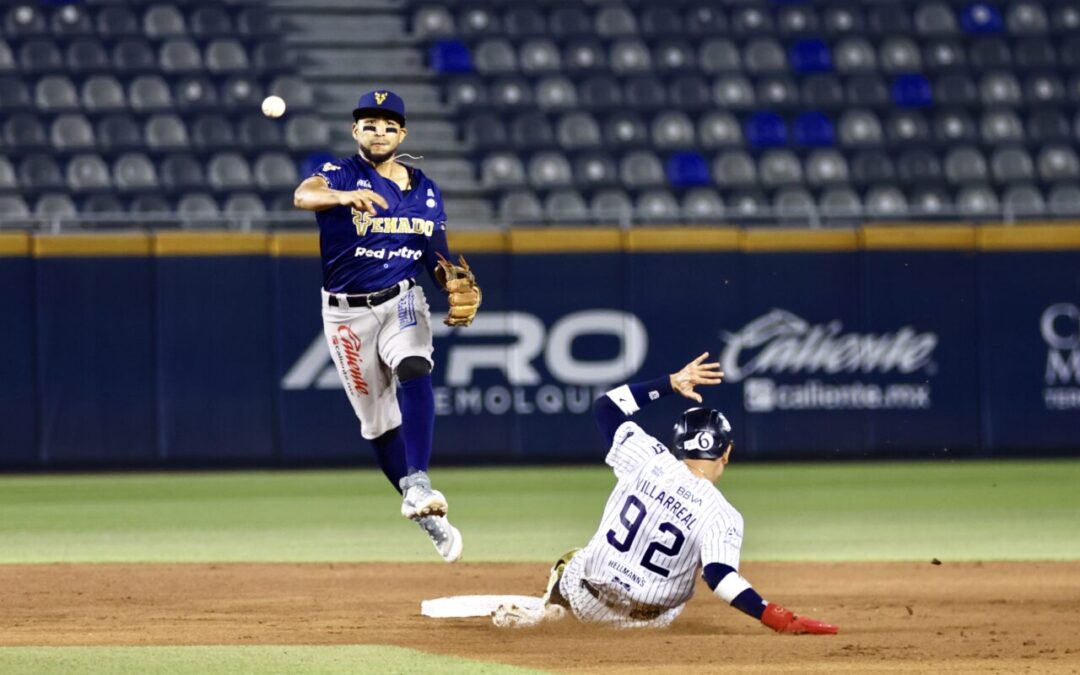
[458,6,499,37]
[957,185,999,217]
[980,73,1022,106]
[1015,38,1057,70]
[572,153,618,188]
[0,41,14,73]
[0,156,14,188]
[222,76,262,108]
[6,115,47,150]
[207,153,253,190]
[224,194,267,221]
[412,6,454,38]
[177,193,220,220]
[834,37,877,73]
[989,146,1032,182]
[112,39,155,73]
[268,77,313,109]
[603,112,648,148]
[145,114,189,150]
[490,77,532,108]
[971,39,1012,71]
[193,115,235,150]
[1029,110,1071,144]
[846,75,890,108]
[19,39,63,73]
[757,77,799,108]
[590,189,632,224]
[550,7,591,36]
[510,112,553,149]
[651,112,695,149]
[463,113,506,151]
[580,76,621,109]
[699,112,743,149]
[687,5,728,35]
[6,4,46,37]
[97,7,139,37]
[670,75,712,111]
[129,76,173,112]
[778,5,818,35]
[35,194,77,220]
[1038,146,1080,182]
[527,151,572,189]
[205,40,249,74]
[773,188,816,222]
[934,110,978,144]
[713,75,756,109]
[620,151,665,188]
[802,75,845,108]
[1007,2,1049,33]
[924,40,966,71]
[624,77,665,109]
[535,76,577,110]
[824,5,863,34]
[67,154,112,192]
[447,77,486,110]
[759,150,803,187]
[910,188,951,216]
[238,114,282,148]
[868,5,911,35]
[82,194,124,216]
[284,116,330,149]
[98,115,142,151]
[838,110,883,146]
[481,153,526,189]
[65,39,109,73]
[144,6,186,37]
[682,188,724,223]
[655,41,695,72]
[635,190,680,223]
[113,153,158,192]
[610,40,651,74]
[1048,185,1080,216]
[556,112,601,149]
[805,150,850,186]
[35,76,79,111]
[596,6,638,37]
[474,39,517,74]
[565,40,606,73]
[880,38,922,74]
[160,39,202,73]
[161,155,205,191]
[897,149,943,185]
[865,187,908,218]
[51,114,95,150]
[499,191,542,224]
[237,8,281,37]
[1055,5,1080,31]
[252,42,295,71]
[914,3,958,35]
[1025,74,1066,105]
[851,151,896,185]
[699,39,740,74]
[886,111,931,145]
[642,7,684,38]
[712,151,757,188]
[744,39,786,74]
[945,147,989,185]
[543,190,589,224]
[82,76,126,112]
[980,110,1024,144]
[445,199,494,225]
[1003,185,1046,217]
[733,6,774,34]
[520,39,561,74]
[190,6,233,38]
[819,187,862,219]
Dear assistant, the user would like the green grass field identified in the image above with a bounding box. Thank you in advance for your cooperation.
[2,460,1078,673]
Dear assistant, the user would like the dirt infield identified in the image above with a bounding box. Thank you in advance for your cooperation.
[1,562,1078,673]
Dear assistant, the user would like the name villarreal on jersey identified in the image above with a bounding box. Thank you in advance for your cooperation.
[352,211,435,237]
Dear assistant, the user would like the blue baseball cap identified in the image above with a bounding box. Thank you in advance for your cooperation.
[353,90,406,126]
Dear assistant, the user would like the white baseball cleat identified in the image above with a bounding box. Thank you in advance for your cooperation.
[399,471,448,520]
[417,515,463,563]
[492,602,566,628]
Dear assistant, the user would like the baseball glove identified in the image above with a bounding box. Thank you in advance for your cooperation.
[435,253,481,327]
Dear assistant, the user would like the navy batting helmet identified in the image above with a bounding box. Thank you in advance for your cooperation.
[672,408,733,460]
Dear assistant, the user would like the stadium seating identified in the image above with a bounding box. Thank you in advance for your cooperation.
[412,0,1080,224]
[0,1,317,227]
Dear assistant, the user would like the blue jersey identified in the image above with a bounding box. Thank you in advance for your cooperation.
[310,155,450,294]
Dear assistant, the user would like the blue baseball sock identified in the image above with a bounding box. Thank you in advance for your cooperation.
[370,428,408,493]
[397,374,435,474]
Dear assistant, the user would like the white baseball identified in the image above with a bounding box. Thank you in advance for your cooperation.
[261,95,286,118]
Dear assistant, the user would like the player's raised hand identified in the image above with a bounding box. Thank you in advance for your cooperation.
[761,603,838,635]
[338,189,389,216]
[669,352,724,403]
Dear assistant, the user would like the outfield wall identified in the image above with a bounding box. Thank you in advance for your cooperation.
[1,225,1078,467]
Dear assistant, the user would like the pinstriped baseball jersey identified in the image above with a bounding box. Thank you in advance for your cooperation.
[559,421,744,626]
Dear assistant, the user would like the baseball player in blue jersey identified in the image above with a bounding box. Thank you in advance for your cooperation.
[293,90,481,563]
[495,353,838,633]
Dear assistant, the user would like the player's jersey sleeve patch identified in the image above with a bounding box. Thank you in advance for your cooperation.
[605,422,669,479]
[312,161,348,191]
[699,506,744,569]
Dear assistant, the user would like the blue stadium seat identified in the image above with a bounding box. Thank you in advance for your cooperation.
[892,74,933,107]
[961,3,1003,33]
[745,112,787,148]
[429,40,473,74]
[789,39,832,74]
[665,151,710,188]
[793,112,835,146]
